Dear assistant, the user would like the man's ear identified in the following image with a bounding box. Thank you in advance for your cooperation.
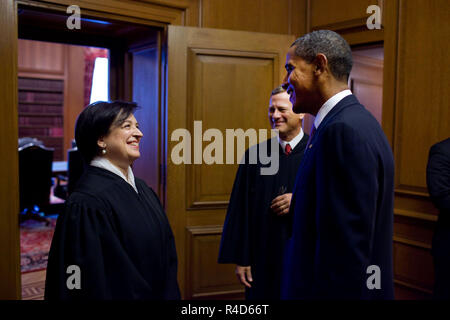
[314,53,328,75]
[298,113,305,120]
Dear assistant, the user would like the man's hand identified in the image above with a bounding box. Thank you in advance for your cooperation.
[235,265,253,288]
[270,193,292,216]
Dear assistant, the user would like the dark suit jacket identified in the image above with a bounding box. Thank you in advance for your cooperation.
[281,94,395,299]
[427,138,450,259]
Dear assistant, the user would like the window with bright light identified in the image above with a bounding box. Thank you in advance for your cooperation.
[90,57,109,103]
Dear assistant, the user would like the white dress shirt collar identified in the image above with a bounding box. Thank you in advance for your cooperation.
[90,156,138,193]
[278,127,304,153]
[313,89,352,130]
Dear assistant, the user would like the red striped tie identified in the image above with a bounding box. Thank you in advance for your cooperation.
[285,143,292,155]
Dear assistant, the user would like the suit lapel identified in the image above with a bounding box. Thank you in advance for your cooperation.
[306,94,360,153]
[290,95,361,234]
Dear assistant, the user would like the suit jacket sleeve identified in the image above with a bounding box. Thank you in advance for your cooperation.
[147,187,181,300]
[314,122,378,298]
[427,143,450,211]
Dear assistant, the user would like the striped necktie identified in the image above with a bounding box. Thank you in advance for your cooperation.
[285,143,292,155]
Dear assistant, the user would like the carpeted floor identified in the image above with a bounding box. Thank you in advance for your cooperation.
[20,216,57,273]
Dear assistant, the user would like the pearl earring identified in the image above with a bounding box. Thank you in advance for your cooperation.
[102,147,107,155]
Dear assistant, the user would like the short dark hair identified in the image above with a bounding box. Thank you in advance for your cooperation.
[271,85,287,97]
[75,101,138,163]
[291,30,352,81]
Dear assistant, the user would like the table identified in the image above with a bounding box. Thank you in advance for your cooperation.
[52,161,67,175]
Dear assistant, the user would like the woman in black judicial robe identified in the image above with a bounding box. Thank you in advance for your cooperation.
[45,101,180,300]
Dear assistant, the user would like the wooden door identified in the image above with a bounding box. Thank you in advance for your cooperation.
[349,46,384,124]
[125,30,163,198]
[165,26,295,299]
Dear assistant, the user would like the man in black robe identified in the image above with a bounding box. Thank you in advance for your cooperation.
[218,86,308,299]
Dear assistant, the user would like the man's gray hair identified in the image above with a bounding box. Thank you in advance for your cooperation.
[270,85,286,97]
[291,30,352,81]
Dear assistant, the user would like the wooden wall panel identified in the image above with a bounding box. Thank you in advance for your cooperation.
[393,240,434,296]
[43,0,185,25]
[18,39,65,76]
[135,0,307,36]
[394,0,450,194]
[35,0,313,31]
[186,226,243,299]
[136,0,200,26]
[186,49,274,209]
[383,0,450,299]
[308,0,384,45]
[382,0,398,148]
[64,45,85,154]
[309,0,383,29]
[201,0,307,36]
[291,0,308,36]
[394,283,431,300]
[394,215,435,245]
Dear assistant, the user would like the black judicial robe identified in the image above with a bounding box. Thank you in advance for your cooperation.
[218,135,308,299]
[45,166,180,300]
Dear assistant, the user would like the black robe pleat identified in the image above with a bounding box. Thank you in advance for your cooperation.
[45,166,180,300]
[218,135,308,299]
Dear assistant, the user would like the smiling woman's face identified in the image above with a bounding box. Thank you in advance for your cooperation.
[98,112,143,169]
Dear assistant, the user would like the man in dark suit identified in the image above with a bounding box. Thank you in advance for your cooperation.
[426,138,450,299]
[281,30,395,299]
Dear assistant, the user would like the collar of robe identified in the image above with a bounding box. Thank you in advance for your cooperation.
[90,156,138,193]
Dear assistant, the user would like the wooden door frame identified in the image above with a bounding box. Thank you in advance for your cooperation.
[0,0,185,299]
[0,0,21,301]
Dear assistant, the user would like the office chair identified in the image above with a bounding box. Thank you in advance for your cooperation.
[18,137,43,148]
[18,142,54,225]
[54,147,85,200]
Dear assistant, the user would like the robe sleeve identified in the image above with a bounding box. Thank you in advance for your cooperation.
[218,157,253,266]
[45,194,154,300]
[147,187,181,300]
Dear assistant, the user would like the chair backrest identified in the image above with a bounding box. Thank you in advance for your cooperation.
[18,143,54,211]
[67,147,85,195]
[18,137,44,148]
